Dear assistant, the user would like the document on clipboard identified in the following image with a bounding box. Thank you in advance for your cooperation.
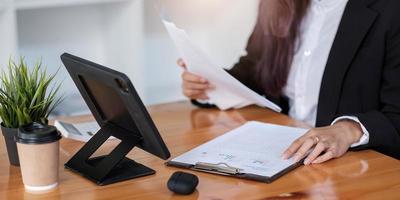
[166,121,309,183]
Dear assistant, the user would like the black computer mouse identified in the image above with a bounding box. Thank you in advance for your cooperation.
[167,171,199,195]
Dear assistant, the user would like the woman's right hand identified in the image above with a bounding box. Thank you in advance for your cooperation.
[177,58,214,100]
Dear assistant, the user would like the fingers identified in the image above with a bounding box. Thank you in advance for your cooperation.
[312,151,334,164]
[177,58,187,69]
[181,71,214,99]
[282,137,304,160]
[292,138,316,162]
[192,93,209,100]
[185,81,214,90]
[282,139,301,160]
[184,91,208,100]
[182,86,211,99]
[282,125,353,165]
[183,88,208,99]
[182,71,208,84]
[304,142,327,165]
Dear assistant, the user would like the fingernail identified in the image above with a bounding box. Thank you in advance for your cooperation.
[200,78,207,83]
[304,159,310,165]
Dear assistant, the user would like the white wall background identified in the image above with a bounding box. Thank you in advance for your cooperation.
[0,0,259,116]
[0,0,17,65]
[143,0,259,105]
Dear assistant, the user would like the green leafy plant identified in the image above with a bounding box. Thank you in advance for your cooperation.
[0,57,63,128]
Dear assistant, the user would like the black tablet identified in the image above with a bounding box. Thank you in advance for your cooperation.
[61,53,170,185]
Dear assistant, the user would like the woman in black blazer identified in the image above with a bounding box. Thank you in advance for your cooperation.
[178,0,400,164]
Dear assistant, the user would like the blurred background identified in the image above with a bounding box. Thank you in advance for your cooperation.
[0,0,259,116]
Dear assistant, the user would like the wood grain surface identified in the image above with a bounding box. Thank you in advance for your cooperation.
[1,101,399,200]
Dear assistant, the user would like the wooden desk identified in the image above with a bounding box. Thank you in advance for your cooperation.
[1,101,400,200]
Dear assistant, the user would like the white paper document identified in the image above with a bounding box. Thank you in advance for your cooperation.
[162,20,281,112]
[55,120,116,142]
[171,121,308,177]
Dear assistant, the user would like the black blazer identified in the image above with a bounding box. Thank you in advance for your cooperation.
[226,0,400,159]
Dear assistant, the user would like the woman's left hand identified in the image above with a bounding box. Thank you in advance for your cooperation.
[282,120,364,165]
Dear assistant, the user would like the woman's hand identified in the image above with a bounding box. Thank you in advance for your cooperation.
[282,120,363,165]
[177,58,214,100]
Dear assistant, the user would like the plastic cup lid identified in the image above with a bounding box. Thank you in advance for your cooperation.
[16,122,61,144]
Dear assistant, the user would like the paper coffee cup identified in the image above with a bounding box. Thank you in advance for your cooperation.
[16,123,62,192]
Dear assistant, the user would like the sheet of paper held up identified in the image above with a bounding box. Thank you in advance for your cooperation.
[171,121,308,177]
[162,20,281,112]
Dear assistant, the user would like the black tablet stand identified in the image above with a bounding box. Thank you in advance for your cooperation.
[65,123,155,185]
[61,53,170,186]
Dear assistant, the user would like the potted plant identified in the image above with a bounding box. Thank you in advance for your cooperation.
[0,57,62,166]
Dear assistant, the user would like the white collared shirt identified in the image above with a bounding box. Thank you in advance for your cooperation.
[200,0,369,146]
[283,0,369,146]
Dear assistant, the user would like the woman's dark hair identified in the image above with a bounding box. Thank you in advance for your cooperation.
[254,0,310,97]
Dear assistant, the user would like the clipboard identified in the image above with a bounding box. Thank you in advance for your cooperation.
[166,158,305,183]
[165,121,309,183]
